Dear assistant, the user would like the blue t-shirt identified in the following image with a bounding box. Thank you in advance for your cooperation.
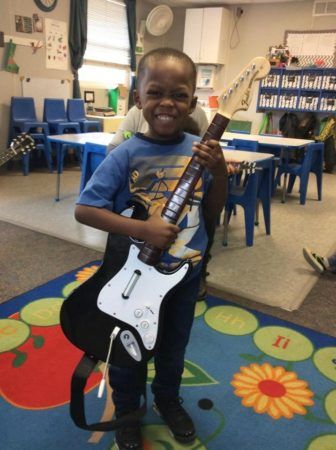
[78,132,212,273]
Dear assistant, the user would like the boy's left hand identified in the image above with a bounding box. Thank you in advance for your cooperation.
[192,140,227,176]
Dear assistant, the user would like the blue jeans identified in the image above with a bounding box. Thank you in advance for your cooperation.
[108,272,201,414]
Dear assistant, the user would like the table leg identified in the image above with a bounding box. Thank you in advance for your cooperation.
[281,172,288,203]
[255,200,259,226]
[55,143,63,202]
[257,161,271,235]
[222,210,229,246]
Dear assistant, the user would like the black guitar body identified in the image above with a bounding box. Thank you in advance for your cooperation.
[60,205,191,368]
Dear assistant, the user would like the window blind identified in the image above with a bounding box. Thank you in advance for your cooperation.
[85,0,130,66]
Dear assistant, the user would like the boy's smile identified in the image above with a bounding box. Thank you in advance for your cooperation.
[134,58,197,140]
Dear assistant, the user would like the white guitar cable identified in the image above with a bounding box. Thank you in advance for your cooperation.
[97,326,121,398]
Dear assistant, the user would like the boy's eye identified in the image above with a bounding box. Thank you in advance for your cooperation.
[147,90,162,98]
[145,90,190,101]
[172,92,189,100]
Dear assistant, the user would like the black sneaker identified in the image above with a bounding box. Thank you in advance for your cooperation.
[114,421,143,450]
[153,397,196,444]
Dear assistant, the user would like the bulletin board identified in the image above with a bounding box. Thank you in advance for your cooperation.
[284,29,336,67]
[22,77,71,120]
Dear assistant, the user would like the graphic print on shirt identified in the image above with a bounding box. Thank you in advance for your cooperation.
[129,154,204,267]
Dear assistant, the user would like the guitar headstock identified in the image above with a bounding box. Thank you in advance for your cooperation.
[218,57,270,119]
[10,133,35,157]
[230,161,257,174]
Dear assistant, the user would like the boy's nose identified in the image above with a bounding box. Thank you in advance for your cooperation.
[159,96,174,106]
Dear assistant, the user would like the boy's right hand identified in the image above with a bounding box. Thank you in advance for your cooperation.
[142,205,180,250]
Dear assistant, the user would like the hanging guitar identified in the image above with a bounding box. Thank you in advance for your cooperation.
[60,57,271,370]
[0,133,35,167]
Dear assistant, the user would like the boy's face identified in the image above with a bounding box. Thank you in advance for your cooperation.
[134,58,197,140]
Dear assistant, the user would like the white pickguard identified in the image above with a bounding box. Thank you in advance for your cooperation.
[97,244,190,351]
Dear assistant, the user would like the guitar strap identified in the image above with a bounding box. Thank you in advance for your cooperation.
[70,353,147,431]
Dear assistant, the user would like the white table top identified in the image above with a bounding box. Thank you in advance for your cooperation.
[223,149,274,163]
[47,132,114,146]
[222,132,313,147]
[47,131,313,150]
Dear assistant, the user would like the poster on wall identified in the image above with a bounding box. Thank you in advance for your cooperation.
[45,18,68,70]
[285,29,336,67]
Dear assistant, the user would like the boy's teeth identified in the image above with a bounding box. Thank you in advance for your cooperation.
[157,114,173,121]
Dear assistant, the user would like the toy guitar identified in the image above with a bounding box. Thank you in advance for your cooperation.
[0,133,35,167]
[60,57,270,370]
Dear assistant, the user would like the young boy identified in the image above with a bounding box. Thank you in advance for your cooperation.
[75,48,229,450]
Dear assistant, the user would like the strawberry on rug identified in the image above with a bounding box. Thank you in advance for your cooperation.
[1,263,336,450]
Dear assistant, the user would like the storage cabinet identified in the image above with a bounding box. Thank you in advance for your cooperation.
[257,67,336,113]
[183,7,230,65]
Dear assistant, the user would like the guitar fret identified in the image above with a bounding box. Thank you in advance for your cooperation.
[169,193,185,206]
[163,209,178,220]
[175,186,189,197]
[185,165,201,177]
[164,202,182,213]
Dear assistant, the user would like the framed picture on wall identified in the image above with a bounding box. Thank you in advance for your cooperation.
[196,65,216,88]
[15,15,33,33]
[84,91,95,103]
[33,14,43,33]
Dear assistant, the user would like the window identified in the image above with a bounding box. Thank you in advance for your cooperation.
[79,0,130,88]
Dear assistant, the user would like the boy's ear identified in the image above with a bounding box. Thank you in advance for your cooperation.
[133,89,142,109]
[189,96,197,114]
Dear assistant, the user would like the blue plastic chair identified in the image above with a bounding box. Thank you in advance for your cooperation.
[43,98,82,171]
[43,98,81,134]
[232,138,259,152]
[223,170,260,247]
[274,142,324,205]
[231,139,259,188]
[9,97,52,174]
[67,99,101,132]
[22,133,53,175]
[79,143,106,192]
[222,153,272,247]
[9,97,49,137]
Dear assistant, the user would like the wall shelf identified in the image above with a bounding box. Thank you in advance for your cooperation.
[257,67,336,114]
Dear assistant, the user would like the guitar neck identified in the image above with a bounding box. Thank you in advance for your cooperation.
[138,113,230,266]
[0,148,16,167]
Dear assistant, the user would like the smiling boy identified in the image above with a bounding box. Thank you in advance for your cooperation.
[75,48,229,450]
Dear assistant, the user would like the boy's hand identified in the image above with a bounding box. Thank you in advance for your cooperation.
[143,205,180,250]
[192,140,227,177]
[192,140,244,177]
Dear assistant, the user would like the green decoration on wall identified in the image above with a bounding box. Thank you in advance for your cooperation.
[108,87,119,113]
[4,40,19,74]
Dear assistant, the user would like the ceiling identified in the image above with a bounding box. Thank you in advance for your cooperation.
[147,0,306,6]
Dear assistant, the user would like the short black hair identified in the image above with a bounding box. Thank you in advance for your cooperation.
[137,47,197,90]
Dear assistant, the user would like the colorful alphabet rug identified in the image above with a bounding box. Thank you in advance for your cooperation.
[1,263,336,450]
